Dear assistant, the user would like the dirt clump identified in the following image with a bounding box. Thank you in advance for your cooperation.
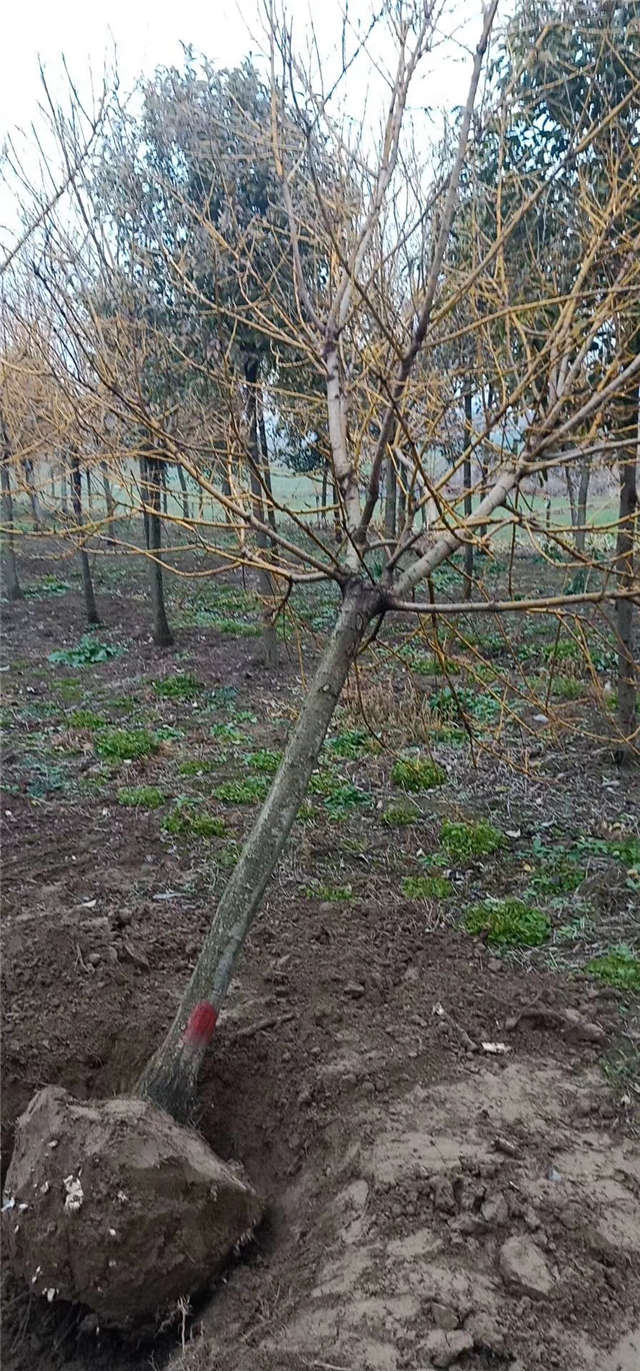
[3,1086,263,1331]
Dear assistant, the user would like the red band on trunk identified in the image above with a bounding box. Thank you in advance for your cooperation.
[184,1001,218,1049]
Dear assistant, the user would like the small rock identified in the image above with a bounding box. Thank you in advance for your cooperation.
[432,1177,456,1213]
[488,957,502,972]
[499,1235,553,1298]
[318,902,335,917]
[87,952,101,967]
[465,1312,505,1354]
[562,1008,605,1043]
[481,1192,508,1226]
[422,1329,473,1367]
[524,1206,541,1230]
[432,1302,459,1331]
[343,982,365,998]
[105,947,119,965]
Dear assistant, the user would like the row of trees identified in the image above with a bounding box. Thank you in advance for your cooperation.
[1,0,638,1116]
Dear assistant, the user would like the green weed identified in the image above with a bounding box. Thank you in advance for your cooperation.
[49,636,120,668]
[382,802,420,827]
[441,818,505,861]
[24,576,71,598]
[154,673,203,700]
[69,709,105,730]
[402,648,460,676]
[585,946,640,992]
[118,785,165,809]
[95,728,159,761]
[323,783,373,818]
[551,676,585,701]
[392,757,447,791]
[164,805,227,837]
[576,835,640,868]
[305,882,353,901]
[403,874,453,899]
[325,728,370,758]
[465,898,550,947]
[245,749,282,774]
[432,686,501,725]
[210,722,245,742]
[178,758,216,775]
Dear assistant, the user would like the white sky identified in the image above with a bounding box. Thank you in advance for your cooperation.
[1,0,490,254]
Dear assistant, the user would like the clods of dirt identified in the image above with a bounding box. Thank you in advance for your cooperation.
[3,1086,262,1331]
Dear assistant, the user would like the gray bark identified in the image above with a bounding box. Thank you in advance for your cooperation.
[1,451,22,601]
[70,452,99,626]
[176,463,190,522]
[145,451,173,648]
[138,579,378,1118]
[384,457,397,544]
[463,389,473,597]
[101,461,116,544]
[575,461,591,555]
[246,358,278,669]
[615,384,638,761]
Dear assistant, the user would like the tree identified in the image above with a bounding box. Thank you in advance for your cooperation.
[5,1,639,1123]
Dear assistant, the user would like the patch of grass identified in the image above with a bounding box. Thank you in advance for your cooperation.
[543,639,581,664]
[305,882,353,901]
[155,724,184,741]
[465,898,551,947]
[25,760,72,797]
[68,709,105,730]
[56,679,85,701]
[214,776,269,804]
[24,575,71,598]
[441,818,505,861]
[95,728,159,761]
[432,686,501,725]
[49,635,120,668]
[551,676,585,701]
[217,841,240,868]
[210,722,245,742]
[117,785,165,809]
[323,782,373,818]
[178,758,216,775]
[213,616,261,638]
[392,757,447,791]
[527,852,585,896]
[164,805,227,837]
[154,673,203,700]
[585,946,640,992]
[576,834,640,867]
[325,728,370,758]
[402,648,460,676]
[245,749,282,774]
[309,769,342,796]
[402,874,453,899]
[382,802,420,827]
[297,800,316,822]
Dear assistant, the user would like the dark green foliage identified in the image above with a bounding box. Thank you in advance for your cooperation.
[465,898,550,947]
[154,673,203,699]
[403,874,454,899]
[585,946,640,992]
[441,818,505,861]
[95,728,159,760]
[392,757,447,791]
[49,636,120,667]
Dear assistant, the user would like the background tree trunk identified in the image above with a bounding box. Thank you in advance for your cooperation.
[258,396,277,532]
[463,388,474,598]
[101,461,116,544]
[137,578,378,1119]
[176,463,190,522]
[615,384,638,760]
[575,460,591,554]
[384,458,397,544]
[321,462,328,526]
[70,451,100,625]
[146,451,173,648]
[1,454,22,601]
[246,358,278,668]
[23,460,42,532]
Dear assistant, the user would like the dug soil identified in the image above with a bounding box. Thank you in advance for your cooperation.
[2,560,640,1371]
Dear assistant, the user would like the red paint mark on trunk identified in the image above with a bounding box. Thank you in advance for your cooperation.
[184,1001,218,1050]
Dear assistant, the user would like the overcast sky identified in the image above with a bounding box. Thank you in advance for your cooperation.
[1,0,489,253]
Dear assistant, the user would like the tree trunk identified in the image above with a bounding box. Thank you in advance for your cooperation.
[575,460,591,555]
[463,389,473,597]
[145,451,173,648]
[246,358,278,668]
[565,463,578,531]
[101,461,116,544]
[1,453,22,601]
[137,578,378,1119]
[615,387,638,761]
[86,467,93,510]
[24,460,42,532]
[140,455,151,550]
[176,463,190,522]
[70,452,100,626]
[384,457,397,544]
[258,397,277,532]
[321,462,328,526]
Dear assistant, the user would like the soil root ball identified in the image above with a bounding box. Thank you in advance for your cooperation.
[3,1085,263,1332]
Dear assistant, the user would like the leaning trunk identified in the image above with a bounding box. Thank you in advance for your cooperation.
[137,579,377,1119]
[1,453,22,601]
[145,451,173,648]
[70,452,100,626]
[615,384,638,761]
[176,463,190,522]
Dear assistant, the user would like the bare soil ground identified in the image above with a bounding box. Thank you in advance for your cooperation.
[1,541,639,1371]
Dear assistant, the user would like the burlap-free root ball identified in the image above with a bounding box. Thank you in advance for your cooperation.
[3,1086,263,1331]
